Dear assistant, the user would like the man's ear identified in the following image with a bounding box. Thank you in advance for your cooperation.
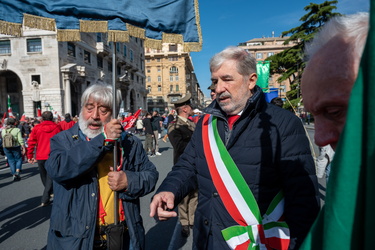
[248,73,258,91]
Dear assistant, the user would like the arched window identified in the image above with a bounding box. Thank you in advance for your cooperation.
[170,66,178,73]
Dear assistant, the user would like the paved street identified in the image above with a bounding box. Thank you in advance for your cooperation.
[0,135,193,250]
[0,124,325,249]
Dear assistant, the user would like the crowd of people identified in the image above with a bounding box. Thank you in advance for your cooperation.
[0,112,79,205]
[0,11,369,250]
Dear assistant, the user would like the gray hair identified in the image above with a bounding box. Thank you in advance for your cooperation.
[81,83,122,115]
[210,46,257,77]
[304,12,369,63]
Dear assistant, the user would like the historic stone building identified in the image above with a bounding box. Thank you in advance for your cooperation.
[145,43,204,114]
[238,35,300,98]
[0,27,147,118]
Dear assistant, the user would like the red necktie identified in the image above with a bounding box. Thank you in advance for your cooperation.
[227,115,240,130]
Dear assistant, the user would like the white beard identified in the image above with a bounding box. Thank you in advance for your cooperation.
[78,113,105,139]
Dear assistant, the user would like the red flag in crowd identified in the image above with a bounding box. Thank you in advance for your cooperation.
[37,107,42,117]
[1,112,6,124]
[123,109,142,130]
[20,113,26,121]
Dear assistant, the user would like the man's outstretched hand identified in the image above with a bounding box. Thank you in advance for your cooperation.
[149,192,177,221]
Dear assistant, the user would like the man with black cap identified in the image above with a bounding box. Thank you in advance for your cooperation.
[167,93,198,237]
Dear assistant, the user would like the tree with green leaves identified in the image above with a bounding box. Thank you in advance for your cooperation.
[267,1,341,110]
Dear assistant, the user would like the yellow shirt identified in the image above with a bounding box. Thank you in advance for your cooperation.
[96,151,123,239]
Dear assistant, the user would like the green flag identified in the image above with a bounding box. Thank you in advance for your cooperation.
[256,61,270,91]
[300,6,375,250]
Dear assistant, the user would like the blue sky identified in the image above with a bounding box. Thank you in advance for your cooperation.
[191,0,370,97]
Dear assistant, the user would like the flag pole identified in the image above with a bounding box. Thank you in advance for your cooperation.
[112,41,119,225]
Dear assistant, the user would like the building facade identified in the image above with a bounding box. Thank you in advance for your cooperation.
[238,36,300,98]
[145,43,204,114]
[0,27,147,118]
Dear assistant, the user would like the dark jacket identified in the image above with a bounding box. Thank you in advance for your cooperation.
[45,124,158,250]
[143,117,153,135]
[156,86,320,250]
[151,115,162,133]
[168,116,195,164]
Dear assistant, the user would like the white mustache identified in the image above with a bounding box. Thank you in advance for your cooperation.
[90,120,102,125]
[218,92,231,99]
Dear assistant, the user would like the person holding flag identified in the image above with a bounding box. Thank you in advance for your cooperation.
[150,46,319,250]
[45,83,158,249]
[300,12,370,249]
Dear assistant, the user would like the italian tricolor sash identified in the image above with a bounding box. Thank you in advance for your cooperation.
[202,114,290,250]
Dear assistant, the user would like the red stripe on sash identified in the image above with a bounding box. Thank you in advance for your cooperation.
[202,115,246,226]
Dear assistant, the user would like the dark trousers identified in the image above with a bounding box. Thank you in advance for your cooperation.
[38,160,53,203]
[144,134,154,154]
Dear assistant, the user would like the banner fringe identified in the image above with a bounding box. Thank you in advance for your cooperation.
[162,33,184,44]
[24,13,56,31]
[185,42,202,52]
[0,21,22,37]
[57,30,81,41]
[108,30,129,43]
[194,0,203,51]
[80,20,108,33]
[144,39,162,50]
[127,24,146,39]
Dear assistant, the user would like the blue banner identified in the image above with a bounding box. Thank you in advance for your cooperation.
[0,0,202,51]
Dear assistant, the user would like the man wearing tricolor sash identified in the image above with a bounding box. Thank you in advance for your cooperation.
[150,46,320,249]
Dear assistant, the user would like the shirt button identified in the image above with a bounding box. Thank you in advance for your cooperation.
[91,193,95,197]
[212,192,218,197]
[204,219,209,225]
[86,226,89,229]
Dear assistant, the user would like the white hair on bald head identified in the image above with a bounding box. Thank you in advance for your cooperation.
[80,82,121,115]
[305,12,369,63]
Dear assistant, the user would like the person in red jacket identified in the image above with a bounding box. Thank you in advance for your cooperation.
[28,111,62,206]
[58,113,75,131]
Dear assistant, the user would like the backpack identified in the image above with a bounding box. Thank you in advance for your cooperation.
[3,128,16,148]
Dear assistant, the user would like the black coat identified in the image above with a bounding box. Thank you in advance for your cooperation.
[156,86,320,250]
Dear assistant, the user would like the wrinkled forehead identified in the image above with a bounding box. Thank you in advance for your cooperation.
[303,36,358,88]
[302,36,358,112]
[307,36,359,74]
[85,96,111,108]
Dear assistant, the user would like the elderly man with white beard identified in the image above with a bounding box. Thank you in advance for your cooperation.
[45,83,158,250]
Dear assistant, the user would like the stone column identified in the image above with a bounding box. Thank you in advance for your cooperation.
[63,73,72,115]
